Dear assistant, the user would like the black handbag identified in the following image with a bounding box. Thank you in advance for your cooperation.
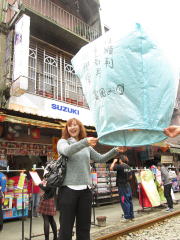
[45,155,68,188]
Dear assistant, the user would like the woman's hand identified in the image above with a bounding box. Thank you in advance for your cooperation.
[115,146,127,152]
[42,179,47,186]
[87,137,98,147]
[164,125,180,138]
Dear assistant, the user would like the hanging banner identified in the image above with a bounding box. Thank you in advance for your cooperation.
[11,14,30,96]
[17,172,26,189]
[140,170,161,207]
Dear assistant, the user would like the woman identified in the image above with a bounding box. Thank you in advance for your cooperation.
[38,179,57,240]
[57,117,124,240]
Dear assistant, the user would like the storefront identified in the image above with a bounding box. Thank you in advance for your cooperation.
[0,111,57,219]
[0,108,95,219]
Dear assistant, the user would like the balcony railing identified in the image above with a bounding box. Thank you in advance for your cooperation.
[20,0,100,42]
[28,40,88,108]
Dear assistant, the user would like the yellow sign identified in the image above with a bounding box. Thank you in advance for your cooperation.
[17,172,26,189]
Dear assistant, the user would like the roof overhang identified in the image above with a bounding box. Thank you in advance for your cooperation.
[0,109,96,132]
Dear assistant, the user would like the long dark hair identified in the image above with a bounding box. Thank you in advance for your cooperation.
[61,118,87,140]
[117,155,128,164]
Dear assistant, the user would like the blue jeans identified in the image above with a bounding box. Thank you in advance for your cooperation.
[118,183,134,219]
[32,193,40,216]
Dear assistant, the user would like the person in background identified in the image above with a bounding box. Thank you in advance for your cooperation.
[157,163,173,212]
[110,154,134,223]
[164,125,180,138]
[38,179,57,240]
[28,178,40,217]
[57,118,123,240]
[0,167,7,232]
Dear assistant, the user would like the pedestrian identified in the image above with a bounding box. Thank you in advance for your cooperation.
[57,117,123,240]
[157,163,174,212]
[164,125,180,138]
[28,178,40,217]
[38,179,57,240]
[110,155,134,222]
[0,166,7,232]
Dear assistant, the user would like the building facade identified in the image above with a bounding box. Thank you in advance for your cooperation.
[0,0,101,168]
[1,0,102,125]
[0,0,101,219]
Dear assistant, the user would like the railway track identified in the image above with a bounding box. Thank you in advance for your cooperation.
[95,209,180,240]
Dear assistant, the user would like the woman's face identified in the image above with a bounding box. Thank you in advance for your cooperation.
[67,120,80,139]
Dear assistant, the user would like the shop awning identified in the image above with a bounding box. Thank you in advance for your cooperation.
[0,109,96,132]
[0,112,63,129]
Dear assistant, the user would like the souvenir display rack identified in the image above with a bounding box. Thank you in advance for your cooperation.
[93,163,119,206]
[0,139,53,220]
[0,168,29,240]
[2,173,29,220]
[3,193,29,219]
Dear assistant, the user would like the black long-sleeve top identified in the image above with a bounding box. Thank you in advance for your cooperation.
[39,183,56,200]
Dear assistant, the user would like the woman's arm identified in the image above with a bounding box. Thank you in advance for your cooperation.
[39,183,46,191]
[90,146,127,163]
[57,138,89,157]
[90,147,118,163]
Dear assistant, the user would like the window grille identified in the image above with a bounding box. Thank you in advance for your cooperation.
[43,53,58,99]
[27,39,88,108]
[28,47,37,93]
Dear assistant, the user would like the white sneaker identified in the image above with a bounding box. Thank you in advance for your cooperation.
[121,219,130,223]
[165,208,174,212]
